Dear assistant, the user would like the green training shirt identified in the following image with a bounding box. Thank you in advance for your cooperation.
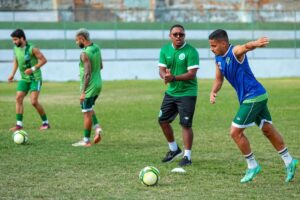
[79,43,102,98]
[158,42,199,97]
[14,43,41,82]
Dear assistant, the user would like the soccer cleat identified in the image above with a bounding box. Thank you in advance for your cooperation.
[9,125,23,132]
[40,123,50,130]
[72,140,92,147]
[178,156,192,167]
[162,146,182,163]
[240,165,262,183]
[93,127,102,144]
[285,159,299,182]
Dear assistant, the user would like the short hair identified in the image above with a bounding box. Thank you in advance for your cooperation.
[11,29,26,40]
[209,29,229,43]
[170,24,185,33]
[76,28,90,41]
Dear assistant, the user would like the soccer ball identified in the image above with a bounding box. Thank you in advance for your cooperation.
[12,130,28,144]
[139,166,160,186]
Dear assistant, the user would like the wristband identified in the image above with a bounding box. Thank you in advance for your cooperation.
[31,66,36,72]
[172,75,176,82]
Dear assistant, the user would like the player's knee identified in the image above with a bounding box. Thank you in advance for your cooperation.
[16,95,23,103]
[262,124,273,137]
[31,99,39,107]
[230,128,242,139]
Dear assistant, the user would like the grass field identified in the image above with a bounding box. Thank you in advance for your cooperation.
[0,79,299,199]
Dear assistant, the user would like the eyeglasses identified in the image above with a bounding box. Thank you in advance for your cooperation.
[172,33,185,38]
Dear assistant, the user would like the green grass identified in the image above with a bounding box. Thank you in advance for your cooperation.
[1,39,299,49]
[0,79,299,199]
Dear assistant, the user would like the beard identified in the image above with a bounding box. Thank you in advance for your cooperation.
[15,42,22,47]
[79,43,84,49]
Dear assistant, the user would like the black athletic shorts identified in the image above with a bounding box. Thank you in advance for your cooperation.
[158,93,197,127]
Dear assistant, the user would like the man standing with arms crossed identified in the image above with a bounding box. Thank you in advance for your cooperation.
[8,29,50,131]
[208,29,298,183]
[72,28,103,147]
[158,24,199,166]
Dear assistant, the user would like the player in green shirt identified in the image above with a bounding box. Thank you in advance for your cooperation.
[8,29,50,131]
[158,24,199,166]
[72,28,103,147]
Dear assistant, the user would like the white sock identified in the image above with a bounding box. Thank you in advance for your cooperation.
[83,137,90,143]
[278,147,293,167]
[168,141,178,151]
[184,150,191,160]
[16,121,23,126]
[95,127,102,135]
[244,152,258,169]
[42,120,49,124]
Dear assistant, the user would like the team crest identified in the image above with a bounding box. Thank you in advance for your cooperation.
[226,57,230,65]
[179,53,185,60]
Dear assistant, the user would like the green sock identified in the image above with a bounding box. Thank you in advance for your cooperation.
[16,114,23,121]
[92,114,99,126]
[84,129,91,138]
[40,114,48,121]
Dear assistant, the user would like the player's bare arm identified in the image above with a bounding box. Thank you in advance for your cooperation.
[159,66,167,79]
[164,68,198,84]
[210,64,224,104]
[233,37,269,62]
[80,52,92,102]
[24,48,47,75]
[8,58,18,82]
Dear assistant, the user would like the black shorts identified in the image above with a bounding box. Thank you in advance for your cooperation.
[158,93,197,127]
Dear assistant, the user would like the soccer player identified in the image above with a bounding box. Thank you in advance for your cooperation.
[72,28,103,147]
[8,29,50,131]
[158,24,199,166]
[208,29,298,183]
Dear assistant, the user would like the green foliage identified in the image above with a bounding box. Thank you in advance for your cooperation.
[0,79,299,199]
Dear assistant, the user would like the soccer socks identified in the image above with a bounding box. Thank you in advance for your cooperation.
[40,114,49,125]
[184,150,192,160]
[244,152,258,169]
[278,147,293,167]
[168,141,178,152]
[16,113,23,126]
[92,114,99,127]
[84,129,91,139]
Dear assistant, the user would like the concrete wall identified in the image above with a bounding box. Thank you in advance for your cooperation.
[1,58,300,82]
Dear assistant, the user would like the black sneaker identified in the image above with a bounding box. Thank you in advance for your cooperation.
[178,156,192,166]
[162,147,182,163]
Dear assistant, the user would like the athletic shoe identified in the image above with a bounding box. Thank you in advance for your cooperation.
[93,127,102,144]
[40,123,50,130]
[9,125,23,132]
[240,165,262,183]
[285,159,299,182]
[178,156,192,167]
[162,147,182,163]
[72,140,92,147]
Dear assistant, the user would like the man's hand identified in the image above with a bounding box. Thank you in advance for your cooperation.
[8,74,14,82]
[253,37,269,48]
[24,68,33,75]
[164,69,175,84]
[80,93,85,103]
[210,92,217,104]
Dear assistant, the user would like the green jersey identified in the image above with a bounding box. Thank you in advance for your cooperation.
[14,43,41,82]
[158,42,199,97]
[79,43,102,98]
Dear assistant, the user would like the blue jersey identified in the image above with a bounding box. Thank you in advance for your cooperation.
[215,45,266,104]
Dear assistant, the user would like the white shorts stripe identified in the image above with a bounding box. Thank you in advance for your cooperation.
[232,122,255,129]
[259,119,273,129]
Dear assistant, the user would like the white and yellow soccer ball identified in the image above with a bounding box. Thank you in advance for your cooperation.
[12,130,29,144]
[139,166,160,186]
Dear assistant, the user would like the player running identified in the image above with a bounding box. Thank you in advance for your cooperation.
[208,29,298,183]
